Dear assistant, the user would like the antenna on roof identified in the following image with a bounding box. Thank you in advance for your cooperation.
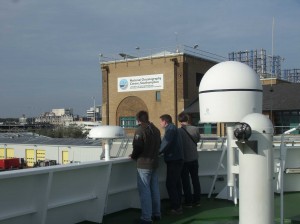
[175,32,179,52]
[270,17,275,122]
[272,17,275,81]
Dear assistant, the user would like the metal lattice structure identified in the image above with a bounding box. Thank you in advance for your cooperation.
[228,49,284,79]
[228,49,267,78]
[228,49,300,83]
[282,69,300,83]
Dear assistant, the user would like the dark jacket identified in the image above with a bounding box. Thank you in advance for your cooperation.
[159,123,184,162]
[178,125,201,162]
[131,122,161,169]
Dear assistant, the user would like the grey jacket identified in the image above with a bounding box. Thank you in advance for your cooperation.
[178,125,201,162]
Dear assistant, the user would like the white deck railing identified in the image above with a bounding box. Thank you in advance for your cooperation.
[0,161,112,224]
[0,147,226,224]
[1,137,300,224]
[0,157,171,224]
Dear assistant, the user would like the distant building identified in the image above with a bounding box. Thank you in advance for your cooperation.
[19,115,27,125]
[52,108,73,116]
[100,46,300,136]
[35,108,74,126]
[263,82,300,134]
[86,106,101,121]
[100,46,219,135]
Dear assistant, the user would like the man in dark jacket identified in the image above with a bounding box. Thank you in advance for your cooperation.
[159,114,184,215]
[131,111,161,224]
[178,112,201,207]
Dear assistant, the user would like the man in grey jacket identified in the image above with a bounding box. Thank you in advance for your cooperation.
[178,112,201,207]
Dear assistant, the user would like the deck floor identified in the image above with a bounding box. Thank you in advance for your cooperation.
[79,192,300,224]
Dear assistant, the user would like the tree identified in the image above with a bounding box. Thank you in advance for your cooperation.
[35,125,87,138]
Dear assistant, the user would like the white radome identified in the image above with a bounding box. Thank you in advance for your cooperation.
[199,61,262,123]
[88,126,125,139]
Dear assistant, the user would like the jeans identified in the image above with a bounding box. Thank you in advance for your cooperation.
[181,160,201,204]
[137,168,161,222]
[166,160,184,210]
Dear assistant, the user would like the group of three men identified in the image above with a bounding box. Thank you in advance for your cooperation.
[130,111,201,224]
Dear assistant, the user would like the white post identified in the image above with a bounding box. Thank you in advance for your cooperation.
[226,124,236,201]
[215,125,238,203]
[238,114,274,224]
[279,134,286,224]
[216,124,238,203]
[57,146,60,164]
[103,139,111,161]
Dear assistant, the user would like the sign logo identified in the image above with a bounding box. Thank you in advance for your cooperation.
[119,79,128,90]
[118,74,164,92]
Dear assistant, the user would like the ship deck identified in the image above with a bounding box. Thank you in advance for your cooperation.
[81,192,300,224]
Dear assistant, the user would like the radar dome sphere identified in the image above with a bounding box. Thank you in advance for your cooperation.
[199,61,262,123]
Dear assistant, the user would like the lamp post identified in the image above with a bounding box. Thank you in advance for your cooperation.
[136,46,140,63]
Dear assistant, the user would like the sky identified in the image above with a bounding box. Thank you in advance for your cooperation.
[0,0,299,118]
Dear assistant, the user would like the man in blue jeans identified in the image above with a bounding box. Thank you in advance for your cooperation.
[159,114,184,215]
[131,111,161,224]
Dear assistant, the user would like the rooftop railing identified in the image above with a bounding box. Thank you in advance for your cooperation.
[99,44,227,64]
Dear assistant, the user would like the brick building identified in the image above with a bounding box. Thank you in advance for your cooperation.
[100,50,217,135]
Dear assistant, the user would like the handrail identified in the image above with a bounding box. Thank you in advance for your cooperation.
[198,137,226,150]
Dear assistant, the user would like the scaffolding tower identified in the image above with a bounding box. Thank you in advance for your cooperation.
[282,69,300,83]
[228,49,283,79]
[267,55,282,78]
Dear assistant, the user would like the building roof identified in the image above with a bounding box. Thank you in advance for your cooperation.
[0,132,102,146]
[184,82,300,114]
[263,83,300,111]
[100,45,224,65]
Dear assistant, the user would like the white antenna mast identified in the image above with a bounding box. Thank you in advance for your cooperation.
[175,32,179,52]
[270,17,275,122]
[272,17,275,81]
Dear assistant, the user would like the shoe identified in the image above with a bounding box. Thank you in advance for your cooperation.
[152,216,161,221]
[167,207,183,215]
[193,201,201,207]
[183,203,193,208]
[133,218,153,224]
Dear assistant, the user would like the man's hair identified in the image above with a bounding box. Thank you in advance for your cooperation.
[136,110,149,123]
[178,112,190,123]
[160,114,172,124]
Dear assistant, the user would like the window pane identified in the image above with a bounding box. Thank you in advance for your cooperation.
[156,91,161,101]
[119,116,136,128]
